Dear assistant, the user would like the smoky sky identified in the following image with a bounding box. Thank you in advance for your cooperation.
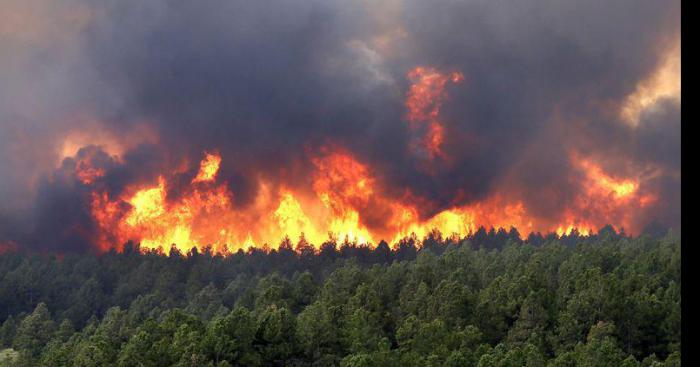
[0,0,680,251]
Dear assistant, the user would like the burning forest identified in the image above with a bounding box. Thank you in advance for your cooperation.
[0,0,680,254]
[0,1,683,366]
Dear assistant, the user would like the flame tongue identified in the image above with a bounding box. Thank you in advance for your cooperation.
[192,152,222,183]
[91,154,235,253]
[405,66,464,162]
[577,158,639,199]
[78,66,661,255]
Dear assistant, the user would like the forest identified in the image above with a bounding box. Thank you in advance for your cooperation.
[0,227,681,366]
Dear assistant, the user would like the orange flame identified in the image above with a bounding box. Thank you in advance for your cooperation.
[75,159,105,185]
[192,152,222,183]
[553,154,657,235]
[83,147,655,254]
[68,60,664,255]
[577,158,639,200]
[91,153,236,253]
[405,66,464,160]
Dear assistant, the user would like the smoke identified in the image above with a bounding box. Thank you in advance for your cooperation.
[0,0,680,251]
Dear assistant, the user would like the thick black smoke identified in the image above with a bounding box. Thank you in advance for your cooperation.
[0,0,680,251]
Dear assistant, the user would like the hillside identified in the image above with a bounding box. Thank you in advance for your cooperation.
[0,229,681,366]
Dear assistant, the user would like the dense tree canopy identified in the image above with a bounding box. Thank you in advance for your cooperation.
[0,227,681,366]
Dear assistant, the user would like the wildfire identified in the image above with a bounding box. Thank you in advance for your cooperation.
[75,159,105,185]
[274,192,317,243]
[80,147,654,254]
[90,155,235,253]
[125,178,167,225]
[575,157,642,200]
[550,155,657,236]
[59,62,664,255]
[192,152,222,183]
[70,146,112,185]
[405,66,464,161]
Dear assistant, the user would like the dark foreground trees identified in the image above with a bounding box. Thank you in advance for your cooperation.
[0,228,681,366]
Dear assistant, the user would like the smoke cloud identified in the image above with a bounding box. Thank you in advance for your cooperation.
[0,0,680,252]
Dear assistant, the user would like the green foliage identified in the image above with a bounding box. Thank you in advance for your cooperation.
[0,317,16,348]
[0,230,682,366]
[202,308,259,366]
[12,303,55,363]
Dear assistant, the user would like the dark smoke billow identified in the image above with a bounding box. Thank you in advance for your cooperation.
[0,0,680,252]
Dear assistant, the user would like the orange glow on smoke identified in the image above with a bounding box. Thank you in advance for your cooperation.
[553,155,657,236]
[577,158,638,199]
[405,66,464,160]
[425,122,446,159]
[0,241,19,255]
[621,40,680,126]
[58,120,158,164]
[75,158,105,185]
